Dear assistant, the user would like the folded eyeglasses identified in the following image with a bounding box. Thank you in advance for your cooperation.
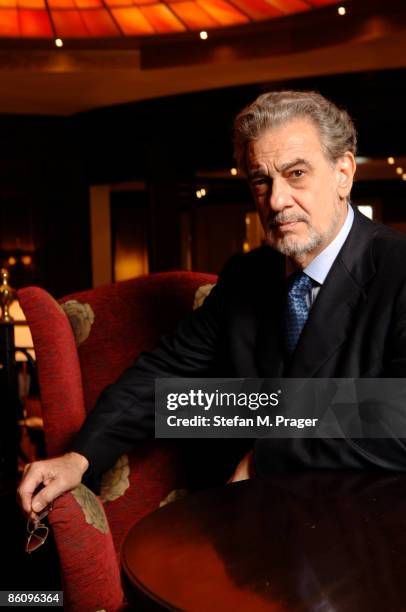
[25,504,53,554]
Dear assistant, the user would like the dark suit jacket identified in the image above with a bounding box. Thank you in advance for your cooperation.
[72,208,406,483]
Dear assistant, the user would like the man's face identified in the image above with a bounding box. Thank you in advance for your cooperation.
[246,118,355,267]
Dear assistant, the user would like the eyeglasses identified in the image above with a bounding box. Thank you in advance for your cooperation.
[25,505,53,554]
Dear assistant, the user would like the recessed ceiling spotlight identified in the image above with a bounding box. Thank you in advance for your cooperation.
[387,157,395,165]
[199,31,208,40]
[396,167,403,175]
[230,167,238,176]
[337,6,346,16]
[55,38,63,48]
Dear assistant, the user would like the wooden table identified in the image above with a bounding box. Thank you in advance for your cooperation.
[121,472,406,611]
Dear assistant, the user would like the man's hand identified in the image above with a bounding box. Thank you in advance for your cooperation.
[18,452,89,521]
[228,449,254,483]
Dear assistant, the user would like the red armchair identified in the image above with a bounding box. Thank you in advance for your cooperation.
[18,271,217,612]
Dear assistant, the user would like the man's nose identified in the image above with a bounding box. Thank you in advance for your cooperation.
[269,179,291,211]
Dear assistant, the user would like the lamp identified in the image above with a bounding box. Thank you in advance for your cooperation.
[0,268,35,363]
[0,267,15,323]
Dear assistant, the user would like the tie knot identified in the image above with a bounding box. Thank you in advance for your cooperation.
[287,271,314,296]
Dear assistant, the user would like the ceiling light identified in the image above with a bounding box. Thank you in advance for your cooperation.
[230,168,238,176]
[337,6,346,16]
[200,188,206,196]
[402,174,406,181]
[196,190,202,198]
[55,38,63,48]
[396,167,403,175]
[199,31,208,40]
[387,157,395,165]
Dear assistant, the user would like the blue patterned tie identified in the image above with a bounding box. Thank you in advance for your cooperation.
[285,271,314,354]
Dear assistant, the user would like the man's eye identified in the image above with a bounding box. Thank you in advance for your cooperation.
[290,169,305,178]
[251,178,268,188]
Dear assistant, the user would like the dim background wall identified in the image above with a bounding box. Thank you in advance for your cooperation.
[1,69,406,297]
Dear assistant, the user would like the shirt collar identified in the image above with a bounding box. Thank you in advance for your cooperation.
[304,204,354,286]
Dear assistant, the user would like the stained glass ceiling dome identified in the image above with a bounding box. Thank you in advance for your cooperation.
[0,0,340,40]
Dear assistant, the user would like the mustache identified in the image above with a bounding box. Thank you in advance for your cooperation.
[268,213,309,227]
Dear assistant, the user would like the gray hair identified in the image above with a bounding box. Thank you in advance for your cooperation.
[233,90,357,174]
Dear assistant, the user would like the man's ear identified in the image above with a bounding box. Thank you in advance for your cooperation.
[336,152,356,199]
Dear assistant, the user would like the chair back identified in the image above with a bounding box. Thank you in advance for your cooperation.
[18,271,217,456]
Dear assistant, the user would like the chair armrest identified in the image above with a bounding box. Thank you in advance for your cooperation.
[50,487,124,612]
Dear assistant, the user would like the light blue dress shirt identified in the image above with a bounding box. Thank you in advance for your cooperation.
[303,205,354,308]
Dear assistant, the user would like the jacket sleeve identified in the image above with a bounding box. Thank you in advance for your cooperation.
[70,272,226,485]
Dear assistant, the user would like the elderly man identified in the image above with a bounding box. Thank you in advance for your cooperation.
[19,90,406,519]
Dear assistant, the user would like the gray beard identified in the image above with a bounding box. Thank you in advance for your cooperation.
[265,203,343,259]
[266,226,324,258]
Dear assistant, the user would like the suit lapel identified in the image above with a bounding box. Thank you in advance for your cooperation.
[286,259,363,376]
[286,208,378,377]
